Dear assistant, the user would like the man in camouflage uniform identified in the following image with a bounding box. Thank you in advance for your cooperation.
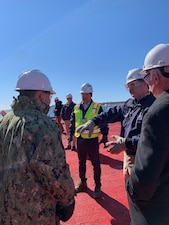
[0,70,75,225]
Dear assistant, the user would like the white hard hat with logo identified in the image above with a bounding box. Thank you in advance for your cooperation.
[15,69,56,94]
[126,68,145,85]
[80,83,93,93]
[66,93,72,98]
[141,43,169,74]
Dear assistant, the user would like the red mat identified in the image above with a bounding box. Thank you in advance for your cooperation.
[61,122,130,225]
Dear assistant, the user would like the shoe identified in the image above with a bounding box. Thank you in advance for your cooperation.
[75,182,87,193]
[93,187,101,199]
[65,145,71,150]
[71,146,76,151]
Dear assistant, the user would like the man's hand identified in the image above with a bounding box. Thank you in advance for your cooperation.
[76,120,95,137]
[106,135,126,154]
[99,135,108,148]
[56,200,75,222]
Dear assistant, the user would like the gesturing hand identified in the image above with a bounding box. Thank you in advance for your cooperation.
[76,120,95,137]
[106,135,126,154]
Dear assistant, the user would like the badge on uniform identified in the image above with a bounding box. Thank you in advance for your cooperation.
[81,118,87,123]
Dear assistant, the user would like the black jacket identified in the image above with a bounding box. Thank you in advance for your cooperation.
[54,101,63,116]
[126,90,169,225]
[92,93,155,155]
[61,102,76,121]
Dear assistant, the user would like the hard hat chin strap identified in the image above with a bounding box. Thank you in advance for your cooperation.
[159,67,169,78]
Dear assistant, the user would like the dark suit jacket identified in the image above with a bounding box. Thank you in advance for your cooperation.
[127,90,169,225]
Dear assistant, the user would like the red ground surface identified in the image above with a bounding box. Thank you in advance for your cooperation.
[61,122,130,225]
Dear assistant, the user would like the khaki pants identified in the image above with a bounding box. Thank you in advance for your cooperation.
[123,151,135,225]
[55,116,64,132]
[123,151,135,183]
[64,120,76,147]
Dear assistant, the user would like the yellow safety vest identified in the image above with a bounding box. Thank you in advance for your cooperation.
[74,102,101,139]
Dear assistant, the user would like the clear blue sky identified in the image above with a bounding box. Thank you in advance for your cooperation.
[0,0,169,110]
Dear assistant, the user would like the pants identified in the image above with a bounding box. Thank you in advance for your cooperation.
[123,151,135,225]
[55,116,64,131]
[123,151,135,183]
[77,137,101,188]
[64,120,76,147]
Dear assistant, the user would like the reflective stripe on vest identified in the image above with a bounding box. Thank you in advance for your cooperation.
[76,128,100,135]
[74,102,101,139]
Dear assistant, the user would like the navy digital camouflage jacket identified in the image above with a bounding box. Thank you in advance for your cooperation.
[0,95,75,225]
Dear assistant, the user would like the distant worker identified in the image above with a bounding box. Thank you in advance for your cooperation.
[54,97,64,133]
[69,83,109,198]
[76,69,155,220]
[126,44,169,225]
[61,93,76,151]
[0,69,75,224]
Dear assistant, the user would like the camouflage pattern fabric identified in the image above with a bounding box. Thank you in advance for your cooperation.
[0,96,75,225]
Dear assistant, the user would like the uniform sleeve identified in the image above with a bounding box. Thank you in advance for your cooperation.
[29,125,75,206]
[98,106,109,136]
[125,135,140,155]
[92,103,124,126]
[127,111,169,201]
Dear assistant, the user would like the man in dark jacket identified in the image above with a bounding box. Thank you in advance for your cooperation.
[54,97,64,133]
[76,68,155,222]
[126,44,169,225]
[61,93,76,150]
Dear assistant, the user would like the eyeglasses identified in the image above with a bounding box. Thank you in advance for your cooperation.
[125,80,144,89]
[144,70,151,84]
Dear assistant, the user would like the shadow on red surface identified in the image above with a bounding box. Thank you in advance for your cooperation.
[100,153,123,169]
[61,122,130,225]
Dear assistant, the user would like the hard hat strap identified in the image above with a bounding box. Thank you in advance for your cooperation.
[159,67,169,78]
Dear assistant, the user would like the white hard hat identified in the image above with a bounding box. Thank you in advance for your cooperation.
[66,93,72,98]
[15,69,56,94]
[55,97,59,101]
[141,43,169,74]
[80,83,93,93]
[126,68,145,84]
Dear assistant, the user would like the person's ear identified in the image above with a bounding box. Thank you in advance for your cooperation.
[153,71,161,84]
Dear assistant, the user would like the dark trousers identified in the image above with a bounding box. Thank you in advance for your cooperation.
[77,137,101,188]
